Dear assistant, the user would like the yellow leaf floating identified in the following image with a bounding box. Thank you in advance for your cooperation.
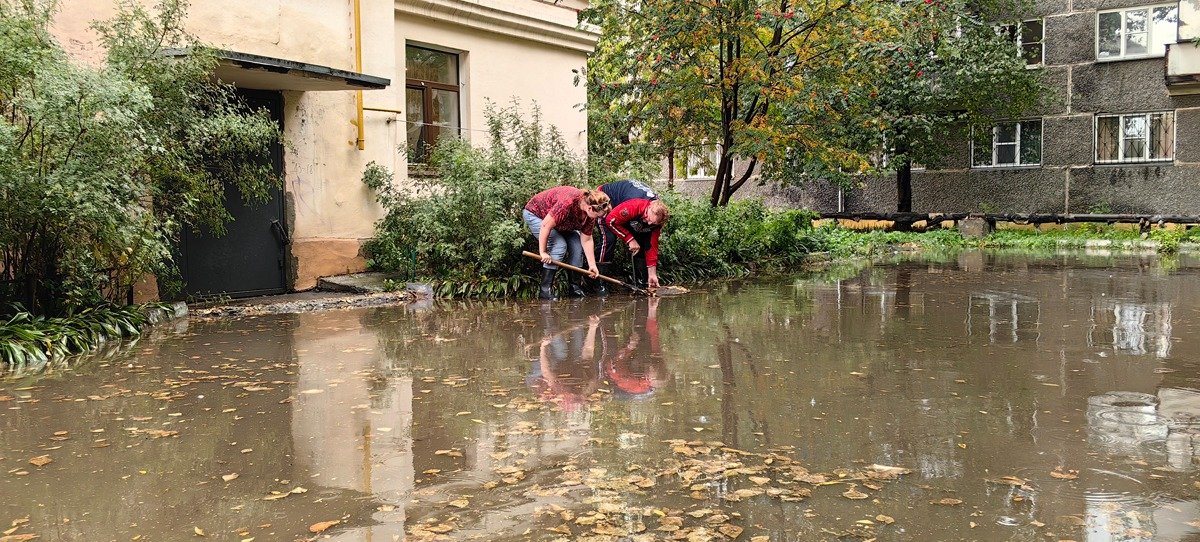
[1049,467,1078,480]
[193,527,205,537]
[28,456,51,467]
[842,486,869,500]
[932,498,963,505]
[308,520,339,534]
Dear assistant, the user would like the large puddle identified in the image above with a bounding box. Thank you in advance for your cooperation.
[3,251,1200,541]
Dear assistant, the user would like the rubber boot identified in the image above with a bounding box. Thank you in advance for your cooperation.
[539,268,558,300]
[565,270,587,298]
[593,264,611,296]
[631,255,649,289]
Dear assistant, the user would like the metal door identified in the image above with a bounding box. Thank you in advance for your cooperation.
[178,90,287,300]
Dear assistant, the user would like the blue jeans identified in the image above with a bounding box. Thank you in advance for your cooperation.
[523,209,582,270]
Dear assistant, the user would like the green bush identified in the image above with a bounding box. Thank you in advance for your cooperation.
[657,196,819,282]
[363,102,586,298]
[0,0,281,314]
[0,303,157,373]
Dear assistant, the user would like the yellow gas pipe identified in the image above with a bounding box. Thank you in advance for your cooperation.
[353,0,365,150]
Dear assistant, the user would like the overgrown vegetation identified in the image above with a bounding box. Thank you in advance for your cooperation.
[0,303,161,374]
[656,196,820,282]
[363,102,585,298]
[0,0,281,315]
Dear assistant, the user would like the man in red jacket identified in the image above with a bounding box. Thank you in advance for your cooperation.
[596,180,670,291]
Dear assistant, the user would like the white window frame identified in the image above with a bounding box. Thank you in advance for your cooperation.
[685,146,722,180]
[1095,3,1179,61]
[1093,111,1175,164]
[1001,18,1045,67]
[971,120,1043,168]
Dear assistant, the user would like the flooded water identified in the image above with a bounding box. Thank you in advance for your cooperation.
[3,250,1200,541]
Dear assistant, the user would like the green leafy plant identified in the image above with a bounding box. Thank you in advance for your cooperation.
[0,302,166,373]
[0,0,281,315]
[363,101,585,298]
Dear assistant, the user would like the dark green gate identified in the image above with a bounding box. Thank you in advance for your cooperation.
[178,90,287,300]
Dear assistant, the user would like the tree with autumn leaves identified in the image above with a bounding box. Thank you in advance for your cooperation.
[582,0,1044,209]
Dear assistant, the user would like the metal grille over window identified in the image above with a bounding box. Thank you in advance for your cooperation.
[406,45,461,164]
[1095,112,1174,163]
[1097,4,1177,60]
[972,120,1042,168]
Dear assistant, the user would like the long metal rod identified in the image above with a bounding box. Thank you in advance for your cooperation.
[521,250,648,295]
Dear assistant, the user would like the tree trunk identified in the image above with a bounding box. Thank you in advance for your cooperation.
[666,148,675,191]
[896,158,912,213]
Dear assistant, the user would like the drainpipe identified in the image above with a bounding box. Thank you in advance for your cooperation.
[353,0,365,150]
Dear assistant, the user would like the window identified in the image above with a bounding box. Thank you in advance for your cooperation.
[406,45,460,163]
[1095,112,1174,163]
[1001,19,1044,66]
[972,120,1042,167]
[1097,4,1178,60]
[684,146,721,179]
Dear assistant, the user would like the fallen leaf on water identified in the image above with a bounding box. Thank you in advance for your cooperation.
[193,527,205,537]
[448,499,469,509]
[299,389,324,395]
[867,464,912,477]
[718,524,744,538]
[222,473,238,482]
[748,476,771,486]
[751,537,769,542]
[28,456,51,467]
[0,535,39,542]
[290,487,307,494]
[424,524,454,533]
[1187,520,1200,529]
[308,520,339,533]
[842,486,869,500]
[1050,468,1078,480]
[876,515,894,525]
[932,498,962,506]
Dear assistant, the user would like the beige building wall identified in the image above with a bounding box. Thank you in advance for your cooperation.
[51,0,596,294]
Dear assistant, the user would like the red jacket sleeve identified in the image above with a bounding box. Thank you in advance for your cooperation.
[646,228,660,267]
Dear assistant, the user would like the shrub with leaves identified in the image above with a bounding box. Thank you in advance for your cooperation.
[363,102,586,298]
[656,195,820,282]
[0,303,159,373]
[0,0,281,314]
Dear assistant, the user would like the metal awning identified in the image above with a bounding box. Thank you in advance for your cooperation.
[161,48,389,91]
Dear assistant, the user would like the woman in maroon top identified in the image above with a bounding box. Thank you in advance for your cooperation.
[523,186,611,299]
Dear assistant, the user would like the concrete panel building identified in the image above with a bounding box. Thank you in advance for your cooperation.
[53,0,597,299]
[675,1,1200,216]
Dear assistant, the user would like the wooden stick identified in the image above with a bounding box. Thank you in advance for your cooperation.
[521,250,648,295]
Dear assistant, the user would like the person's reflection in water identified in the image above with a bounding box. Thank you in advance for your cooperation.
[527,311,603,411]
[605,297,668,400]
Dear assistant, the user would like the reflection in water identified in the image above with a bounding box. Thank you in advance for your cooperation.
[6,253,1200,540]
[966,291,1041,344]
[1089,301,1174,357]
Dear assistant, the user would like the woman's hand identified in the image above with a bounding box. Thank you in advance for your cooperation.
[628,239,641,255]
[587,265,600,279]
[539,251,553,264]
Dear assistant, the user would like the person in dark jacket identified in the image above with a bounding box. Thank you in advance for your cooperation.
[595,180,669,292]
